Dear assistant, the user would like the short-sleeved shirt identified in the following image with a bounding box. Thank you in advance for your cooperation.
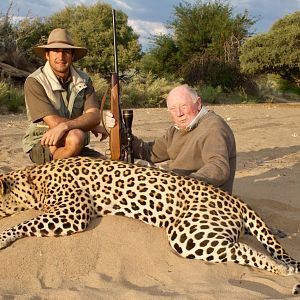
[24,75,99,123]
[22,63,100,153]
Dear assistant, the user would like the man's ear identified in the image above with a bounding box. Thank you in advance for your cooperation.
[197,97,202,110]
[45,50,50,61]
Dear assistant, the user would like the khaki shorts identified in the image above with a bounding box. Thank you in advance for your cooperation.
[29,142,53,165]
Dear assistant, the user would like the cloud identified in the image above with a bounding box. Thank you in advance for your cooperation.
[112,0,133,11]
[230,0,300,32]
[128,19,169,49]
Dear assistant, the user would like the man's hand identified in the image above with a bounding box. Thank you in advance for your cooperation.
[105,111,116,129]
[41,122,68,146]
[91,125,108,141]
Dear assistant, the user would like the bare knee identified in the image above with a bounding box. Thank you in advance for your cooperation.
[65,129,86,155]
[52,129,86,159]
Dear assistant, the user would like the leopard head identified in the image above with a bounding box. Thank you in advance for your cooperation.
[0,173,33,219]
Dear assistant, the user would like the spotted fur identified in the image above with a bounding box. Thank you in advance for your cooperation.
[0,156,299,276]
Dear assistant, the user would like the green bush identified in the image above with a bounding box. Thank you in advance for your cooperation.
[277,78,300,96]
[91,72,182,108]
[196,84,260,104]
[121,72,182,108]
[197,85,222,104]
[0,81,25,113]
[90,74,110,109]
[256,74,300,101]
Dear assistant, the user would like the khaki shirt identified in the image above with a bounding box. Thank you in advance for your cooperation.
[22,62,99,153]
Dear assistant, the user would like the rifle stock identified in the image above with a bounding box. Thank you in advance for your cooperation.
[110,73,121,160]
[110,9,122,160]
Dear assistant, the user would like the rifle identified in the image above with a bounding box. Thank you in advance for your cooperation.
[110,9,123,161]
[110,9,134,163]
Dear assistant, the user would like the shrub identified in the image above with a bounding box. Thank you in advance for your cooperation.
[256,74,300,101]
[197,85,222,104]
[91,71,182,108]
[122,72,182,108]
[0,81,25,113]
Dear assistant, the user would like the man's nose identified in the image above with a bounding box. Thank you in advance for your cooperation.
[56,51,64,58]
[175,107,183,116]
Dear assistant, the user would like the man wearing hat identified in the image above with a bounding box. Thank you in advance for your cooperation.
[23,28,106,164]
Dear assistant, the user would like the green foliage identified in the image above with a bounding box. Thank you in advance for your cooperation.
[48,3,142,77]
[255,74,300,101]
[140,34,180,80]
[181,54,258,93]
[172,0,254,59]
[0,4,49,70]
[0,2,16,55]
[0,80,25,112]
[278,79,300,96]
[195,84,260,104]
[140,0,256,91]
[90,71,182,108]
[197,85,222,103]
[15,17,52,67]
[240,11,300,81]
[90,74,110,98]
[1,2,142,78]
[120,72,182,108]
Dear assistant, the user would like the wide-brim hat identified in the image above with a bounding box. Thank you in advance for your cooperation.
[33,28,87,61]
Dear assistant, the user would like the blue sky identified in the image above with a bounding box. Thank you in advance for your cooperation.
[1,0,300,49]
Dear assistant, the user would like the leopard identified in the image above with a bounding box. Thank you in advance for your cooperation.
[0,156,299,281]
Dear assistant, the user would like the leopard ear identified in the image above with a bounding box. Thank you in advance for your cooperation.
[0,180,7,196]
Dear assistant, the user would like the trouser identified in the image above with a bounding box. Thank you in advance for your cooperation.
[29,141,53,165]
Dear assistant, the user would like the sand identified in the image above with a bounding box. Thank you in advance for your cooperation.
[0,103,299,299]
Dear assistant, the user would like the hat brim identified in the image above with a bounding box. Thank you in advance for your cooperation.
[34,43,87,61]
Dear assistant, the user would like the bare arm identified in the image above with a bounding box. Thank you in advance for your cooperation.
[41,108,100,146]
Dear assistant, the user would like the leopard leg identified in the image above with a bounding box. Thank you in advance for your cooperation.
[0,195,94,249]
[166,223,297,275]
[242,205,300,273]
[223,242,296,275]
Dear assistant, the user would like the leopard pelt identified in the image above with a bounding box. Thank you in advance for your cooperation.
[0,156,299,277]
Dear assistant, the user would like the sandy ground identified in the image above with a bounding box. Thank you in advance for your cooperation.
[0,103,299,299]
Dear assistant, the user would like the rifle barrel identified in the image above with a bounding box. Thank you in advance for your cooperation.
[110,9,122,161]
[112,9,119,75]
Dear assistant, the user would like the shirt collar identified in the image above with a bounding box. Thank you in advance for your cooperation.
[174,106,209,131]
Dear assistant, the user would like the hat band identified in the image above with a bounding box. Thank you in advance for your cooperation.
[47,40,74,46]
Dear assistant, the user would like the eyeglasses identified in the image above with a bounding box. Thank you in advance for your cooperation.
[168,104,188,113]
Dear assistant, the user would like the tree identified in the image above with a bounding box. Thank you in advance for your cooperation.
[15,17,52,68]
[141,0,256,90]
[172,1,252,61]
[0,2,26,69]
[239,11,300,81]
[48,3,142,77]
[140,34,180,80]
[0,2,52,70]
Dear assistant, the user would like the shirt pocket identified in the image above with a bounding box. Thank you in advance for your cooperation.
[71,90,85,118]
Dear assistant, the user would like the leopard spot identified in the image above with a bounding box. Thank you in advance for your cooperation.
[180,233,187,243]
[186,238,196,250]
[194,232,204,240]
[173,243,183,254]
[195,249,203,256]
[200,240,209,247]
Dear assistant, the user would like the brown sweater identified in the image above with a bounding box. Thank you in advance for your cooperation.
[132,110,236,194]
